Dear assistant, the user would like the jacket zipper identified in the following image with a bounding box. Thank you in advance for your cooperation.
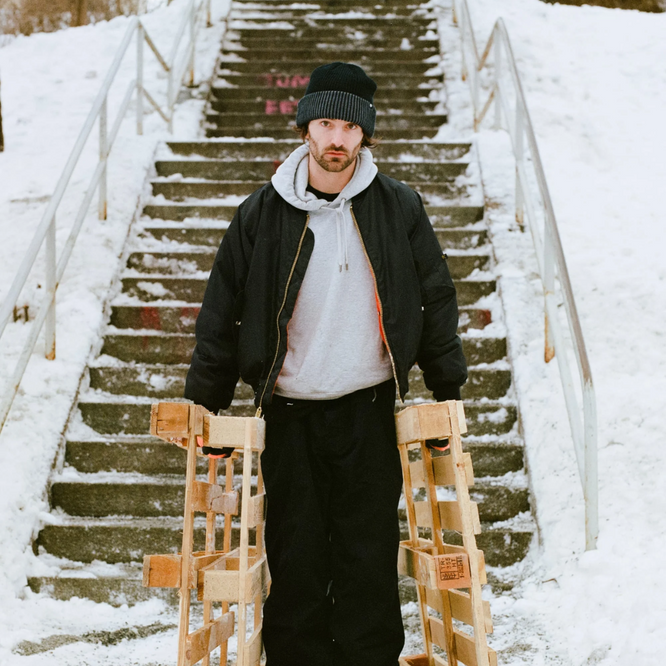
[350,205,402,402]
[256,214,310,418]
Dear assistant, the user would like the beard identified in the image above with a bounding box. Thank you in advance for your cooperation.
[308,134,362,173]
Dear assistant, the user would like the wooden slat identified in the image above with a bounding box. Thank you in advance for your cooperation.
[183,612,234,666]
[396,403,453,445]
[203,555,269,603]
[414,500,481,534]
[425,588,493,633]
[410,453,474,488]
[150,402,189,439]
[242,626,263,666]
[454,628,497,666]
[191,481,238,515]
[203,415,266,451]
[429,618,497,666]
[398,542,437,589]
[143,551,235,589]
[248,492,265,528]
[143,554,181,588]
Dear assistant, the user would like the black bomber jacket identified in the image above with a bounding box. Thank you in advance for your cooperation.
[184,172,468,414]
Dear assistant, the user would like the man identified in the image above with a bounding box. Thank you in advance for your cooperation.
[184,62,467,666]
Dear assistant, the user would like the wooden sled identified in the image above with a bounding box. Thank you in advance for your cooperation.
[396,401,497,666]
[143,402,268,666]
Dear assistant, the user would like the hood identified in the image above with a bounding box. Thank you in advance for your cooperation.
[271,142,378,210]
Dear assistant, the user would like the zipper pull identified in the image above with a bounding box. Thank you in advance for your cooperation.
[255,407,262,419]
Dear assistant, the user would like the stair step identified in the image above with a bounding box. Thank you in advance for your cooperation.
[210,86,440,101]
[229,18,435,30]
[221,47,439,62]
[35,517,245,564]
[100,331,502,365]
[213,73,442,90]
[141,224,487,251]
[118,275,493,306]
[125,249,487,279]
[51,475,525,521]
[88,363,507,400]
[209,97,440,114]
[230,7,433,18]
[204,127,442,140]
[64,435,523,477]
[77,398,516,437]
[141,203,484,226]
[35,516,528,567]
[109,302,491,333]
[165,140,470,161]
[218,60,437,76]
[154,157,464,181]
[149,178,466,200]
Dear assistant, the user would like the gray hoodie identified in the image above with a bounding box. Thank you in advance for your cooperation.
[270,143,394,400]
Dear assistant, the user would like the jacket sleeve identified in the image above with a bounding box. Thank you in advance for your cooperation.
[410,195,468,400]
[184,208,251,413]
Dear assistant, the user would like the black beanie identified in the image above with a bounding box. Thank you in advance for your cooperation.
[296,62,377,137]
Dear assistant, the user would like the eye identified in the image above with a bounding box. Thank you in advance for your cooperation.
[346,123,358,130]
[320,120,331,127]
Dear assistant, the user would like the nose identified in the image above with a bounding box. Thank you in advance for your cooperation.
[330,126,346,147]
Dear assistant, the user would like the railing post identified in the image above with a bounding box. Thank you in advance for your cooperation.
[99,95,107,220]
[188,0,196,87]
[45,215,56,360]
[137,23,144,136]
[493,32,502,130]
[206,0,212,27]
[543,222,555,363]
[515,103,525,229]
[584,384,598,550]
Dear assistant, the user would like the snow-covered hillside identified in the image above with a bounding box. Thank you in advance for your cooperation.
[0,0,229,661]
[437,1,666,664]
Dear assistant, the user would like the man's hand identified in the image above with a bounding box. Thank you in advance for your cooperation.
[425,438,450,453]
[197,435,234,459]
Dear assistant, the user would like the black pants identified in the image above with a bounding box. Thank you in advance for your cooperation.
[261,379,405,666]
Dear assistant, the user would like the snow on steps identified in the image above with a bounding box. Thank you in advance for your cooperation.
[29,0,534,607]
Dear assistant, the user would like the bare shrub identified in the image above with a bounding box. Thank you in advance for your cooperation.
[0,0,156,37]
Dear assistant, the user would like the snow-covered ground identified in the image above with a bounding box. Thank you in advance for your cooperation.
[1,0,666,664]
[437,1,666,664]
[0,0,229,662]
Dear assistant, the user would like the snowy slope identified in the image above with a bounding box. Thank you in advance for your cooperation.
[0,0,229,660]
[436,1,666,664]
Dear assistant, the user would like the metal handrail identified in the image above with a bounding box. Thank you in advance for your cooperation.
[0,0,229,434]
[451,0,598,550]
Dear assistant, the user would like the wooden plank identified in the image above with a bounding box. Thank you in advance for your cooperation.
[414,500,481,534]
[143,554,181,588]
[242,626,263,666]
[203,555,268,603]
[410,453,474,488]
[396,402,453,445]
[203,415,266,451]
[150,402,189,439]
[191,481,238,515]
[248,492,265,528]
[183,612,235,666]
[425,588,493,633]
[453,628,497,666]
[441,543,487,585]
[429,618,497,666]
[398,542,437,589]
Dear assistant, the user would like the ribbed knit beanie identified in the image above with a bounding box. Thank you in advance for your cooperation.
[296,62,377,137]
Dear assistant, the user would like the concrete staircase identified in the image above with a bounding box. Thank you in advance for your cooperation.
[29,0,533,607]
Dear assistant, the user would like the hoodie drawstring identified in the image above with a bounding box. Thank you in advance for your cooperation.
[336,198,348,272]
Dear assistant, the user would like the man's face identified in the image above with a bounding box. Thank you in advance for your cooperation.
[306,118,364,173]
